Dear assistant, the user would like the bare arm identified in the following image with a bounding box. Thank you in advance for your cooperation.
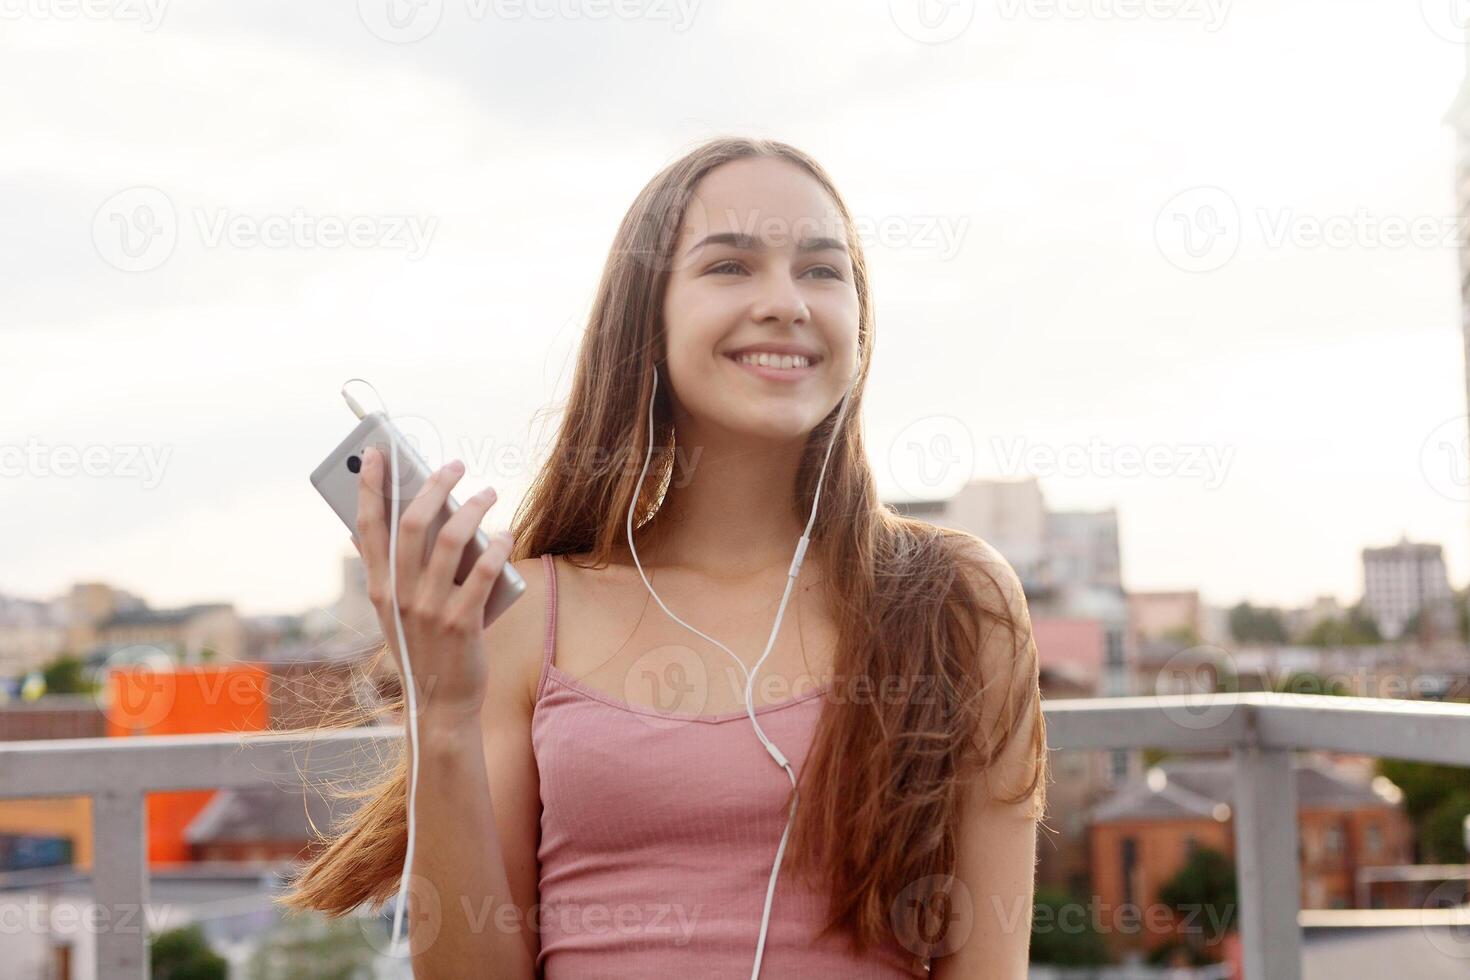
[931,539,1047,980]
[407,571,543,978]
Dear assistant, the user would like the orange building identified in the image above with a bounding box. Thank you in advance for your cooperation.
[0,659,372,872]
[103,663,271,864]
[1088,754,1412,959]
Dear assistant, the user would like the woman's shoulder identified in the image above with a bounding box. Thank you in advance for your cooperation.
[480,555,558,710]
[919,527,1029,617]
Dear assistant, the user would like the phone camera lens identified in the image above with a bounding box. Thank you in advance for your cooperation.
[347,455,362,474]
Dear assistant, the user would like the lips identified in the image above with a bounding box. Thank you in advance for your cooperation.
[725,352,819,382]
[725,345,822,364]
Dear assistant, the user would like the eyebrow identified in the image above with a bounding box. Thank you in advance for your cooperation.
[685,231,848,257]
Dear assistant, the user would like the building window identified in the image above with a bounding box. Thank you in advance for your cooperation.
[1365,822,1381,855]
[1121,837,1138,907]
[1324,824,1344,857]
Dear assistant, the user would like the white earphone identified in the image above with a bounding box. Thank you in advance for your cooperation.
[624,363,855,980]
[340,381,424,961]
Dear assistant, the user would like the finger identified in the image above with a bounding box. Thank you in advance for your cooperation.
[420,484,499,610]
[449,530,515,626]
[393,457,464,597]
[355,447,390,604]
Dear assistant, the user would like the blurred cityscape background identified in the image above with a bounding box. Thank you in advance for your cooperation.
[2,476,1465,977]
[7,1,1470,978]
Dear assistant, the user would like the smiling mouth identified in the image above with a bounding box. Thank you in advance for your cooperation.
[726,351,820,368]
[724,352,821,381]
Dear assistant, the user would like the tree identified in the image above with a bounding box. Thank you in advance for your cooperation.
[1143,747,1172,768]
[1376,756,1470,863]
[246,912,378,980]
[150,924,228,980]
[1423,790,1470,863]
[1160,625,1201,647]
[1300,608,1380,647]
[1156,847,1237,964]
[1029,887,1111,966]
[1274,671,1350,697]
[39,654,91,695]
[1228,603,1287,644]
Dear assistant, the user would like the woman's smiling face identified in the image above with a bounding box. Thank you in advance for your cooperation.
[660,155,861,445]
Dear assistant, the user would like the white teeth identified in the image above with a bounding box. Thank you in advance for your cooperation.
[734,352,811,369]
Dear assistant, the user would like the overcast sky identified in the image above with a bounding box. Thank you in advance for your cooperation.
[4,0,1469,616]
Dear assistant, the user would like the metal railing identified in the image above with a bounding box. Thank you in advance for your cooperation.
[0,692,1467,978]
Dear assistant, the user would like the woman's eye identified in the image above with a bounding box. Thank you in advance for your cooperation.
[705,260,843,280]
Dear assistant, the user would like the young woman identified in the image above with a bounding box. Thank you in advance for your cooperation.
[280,137,1049,978]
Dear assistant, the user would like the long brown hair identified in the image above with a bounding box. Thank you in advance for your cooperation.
[275,136,1049,969]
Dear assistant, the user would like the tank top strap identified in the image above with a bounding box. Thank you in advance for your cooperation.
[535,553,559,702]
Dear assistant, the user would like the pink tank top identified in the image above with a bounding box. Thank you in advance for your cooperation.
[530,554,928,978]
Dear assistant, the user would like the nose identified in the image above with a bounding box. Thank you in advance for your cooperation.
[749,270,810,327]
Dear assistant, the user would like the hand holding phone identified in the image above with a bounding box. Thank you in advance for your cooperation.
[345,446,512,722]
[310,412,526,630]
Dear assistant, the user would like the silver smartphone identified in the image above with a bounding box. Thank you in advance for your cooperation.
[310,411,526,628]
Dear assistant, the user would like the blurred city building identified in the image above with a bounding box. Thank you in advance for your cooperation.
[1360,535,1457,642]
[1088,755,1413,960]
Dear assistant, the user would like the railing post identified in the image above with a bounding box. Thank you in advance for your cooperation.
[1231,744,1301,980]
[93,788,149,980]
